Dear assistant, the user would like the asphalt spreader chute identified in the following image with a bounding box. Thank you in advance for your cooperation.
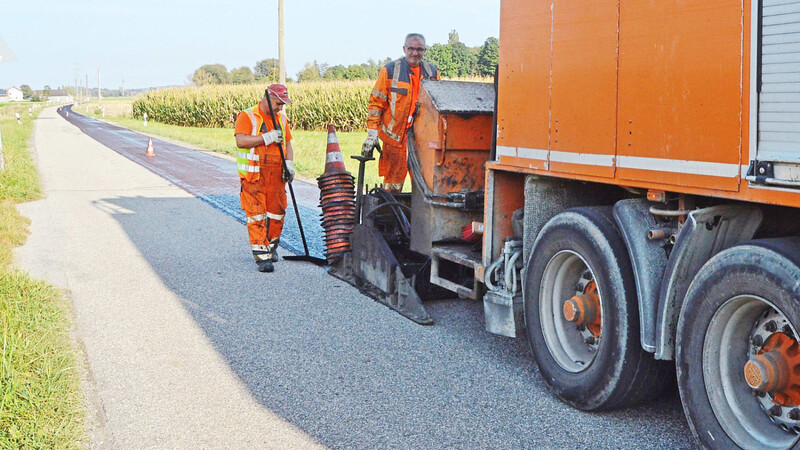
[317,125,439,325]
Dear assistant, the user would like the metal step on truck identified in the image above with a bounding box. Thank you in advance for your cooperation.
[330,0,800,448]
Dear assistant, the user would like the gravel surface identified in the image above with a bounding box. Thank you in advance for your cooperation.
[14,106,697,449]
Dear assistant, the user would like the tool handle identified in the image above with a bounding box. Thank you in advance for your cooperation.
[351,155,374,225]
[265,96,311,257]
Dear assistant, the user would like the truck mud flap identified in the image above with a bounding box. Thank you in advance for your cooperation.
[329,225,433,325]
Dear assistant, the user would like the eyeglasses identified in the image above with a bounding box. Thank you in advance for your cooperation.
[405,46,426,53]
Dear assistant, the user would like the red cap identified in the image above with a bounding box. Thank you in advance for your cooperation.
[266,84,292,104]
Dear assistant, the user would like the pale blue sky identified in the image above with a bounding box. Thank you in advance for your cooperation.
[1,0,500,91]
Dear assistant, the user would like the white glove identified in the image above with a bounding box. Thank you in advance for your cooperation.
[283,160,295,182]
[361,128,379,156]
[262,129,283,146]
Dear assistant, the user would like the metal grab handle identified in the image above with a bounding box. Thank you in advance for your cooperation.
[436,116,448,167]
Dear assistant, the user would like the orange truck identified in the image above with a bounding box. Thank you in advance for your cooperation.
[337,0,800,447]
[415,0,800,448]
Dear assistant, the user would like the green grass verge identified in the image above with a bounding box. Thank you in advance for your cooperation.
[0,105,87,448]
[78,98,408,190]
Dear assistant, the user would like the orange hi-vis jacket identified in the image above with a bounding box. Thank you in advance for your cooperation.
[367,57,439,146]
[236,105,289,182]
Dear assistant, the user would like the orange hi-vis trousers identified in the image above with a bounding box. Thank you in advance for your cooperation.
[240,153,287,262]
[379,141,409,192]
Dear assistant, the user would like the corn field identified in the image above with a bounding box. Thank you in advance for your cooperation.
[132,80,373,131]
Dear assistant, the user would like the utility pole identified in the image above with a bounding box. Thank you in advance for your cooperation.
[98,67,102,105]
[279,0,285,84]
[85,74,88,103]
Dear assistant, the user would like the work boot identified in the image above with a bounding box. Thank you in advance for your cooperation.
[257,260,274,273]
[270,244,279,262]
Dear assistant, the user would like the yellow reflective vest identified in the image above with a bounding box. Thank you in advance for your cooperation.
[236,105,288,182]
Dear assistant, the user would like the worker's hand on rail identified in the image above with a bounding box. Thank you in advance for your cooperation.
[262,129,283,146]
[283,160,295,182]
[361,128,379,157]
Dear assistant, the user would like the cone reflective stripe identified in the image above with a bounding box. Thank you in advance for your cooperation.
[145,137,155,157]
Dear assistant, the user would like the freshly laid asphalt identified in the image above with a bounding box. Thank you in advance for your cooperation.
[13,106,696,448]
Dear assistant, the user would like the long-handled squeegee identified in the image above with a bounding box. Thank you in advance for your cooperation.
[265,91,327,266]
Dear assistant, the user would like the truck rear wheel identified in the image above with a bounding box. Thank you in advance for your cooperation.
[524,207,670,410]
[676,239,800,449]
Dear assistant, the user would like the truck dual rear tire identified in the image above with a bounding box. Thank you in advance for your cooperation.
[676,239,800,449]
[524,207,670,410]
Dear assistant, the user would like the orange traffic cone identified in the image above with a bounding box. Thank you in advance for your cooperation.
[323,124,346,173]
[145,137,155,157]
[316,124,356,263]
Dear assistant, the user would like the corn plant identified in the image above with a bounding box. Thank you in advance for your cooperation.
[132,80,373,131]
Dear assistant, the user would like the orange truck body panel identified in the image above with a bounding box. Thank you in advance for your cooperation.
[494,0,800,208]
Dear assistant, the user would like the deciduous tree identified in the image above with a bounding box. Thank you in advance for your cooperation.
[231,66,256,84]
[297,61,322,82]
[192,64,230,85]
[477,37,499,77]
[254,58,279,81]
[19,84,33,99]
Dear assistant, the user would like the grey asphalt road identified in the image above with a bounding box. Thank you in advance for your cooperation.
[14,107,697,449]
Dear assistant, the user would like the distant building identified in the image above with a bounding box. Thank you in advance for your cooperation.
[0,86,23,102]
[35,89,74,103]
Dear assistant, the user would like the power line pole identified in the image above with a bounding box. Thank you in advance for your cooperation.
[279,0,285,84]
[85,74,88,103]
[98,67,102,105]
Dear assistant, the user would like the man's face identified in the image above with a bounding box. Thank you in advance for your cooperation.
[263,95,285,114]
[403,36,426,67]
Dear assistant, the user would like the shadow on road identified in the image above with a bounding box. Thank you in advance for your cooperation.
[99,194,695,448]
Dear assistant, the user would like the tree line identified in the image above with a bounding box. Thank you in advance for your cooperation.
[190,30,499,85]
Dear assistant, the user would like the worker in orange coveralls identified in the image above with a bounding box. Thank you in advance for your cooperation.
[234,84,295,273]
[362,33,439,193]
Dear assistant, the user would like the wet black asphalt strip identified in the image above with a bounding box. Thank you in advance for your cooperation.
[58,105,326,260]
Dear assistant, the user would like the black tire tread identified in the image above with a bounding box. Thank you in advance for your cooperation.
[526,206,671,411]
[676,237,800,448]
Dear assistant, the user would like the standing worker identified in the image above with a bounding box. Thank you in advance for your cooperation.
[362,33,440,192]
[234,84,296,273]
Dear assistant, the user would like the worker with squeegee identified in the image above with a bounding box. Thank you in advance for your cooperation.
[362,33,440,193]
[234,84,296,273]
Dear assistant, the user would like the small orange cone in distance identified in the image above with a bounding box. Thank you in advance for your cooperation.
[145,137,155,157]
[323,124,346,173]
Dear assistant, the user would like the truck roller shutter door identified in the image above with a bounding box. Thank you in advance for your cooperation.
[758,0,800,164]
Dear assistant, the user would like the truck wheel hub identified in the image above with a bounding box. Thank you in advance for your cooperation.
[563,281,601,337]
[747,308,800,431]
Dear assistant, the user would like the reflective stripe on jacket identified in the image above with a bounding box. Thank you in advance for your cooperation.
[367,57,439,146]
[236,106,287,181]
